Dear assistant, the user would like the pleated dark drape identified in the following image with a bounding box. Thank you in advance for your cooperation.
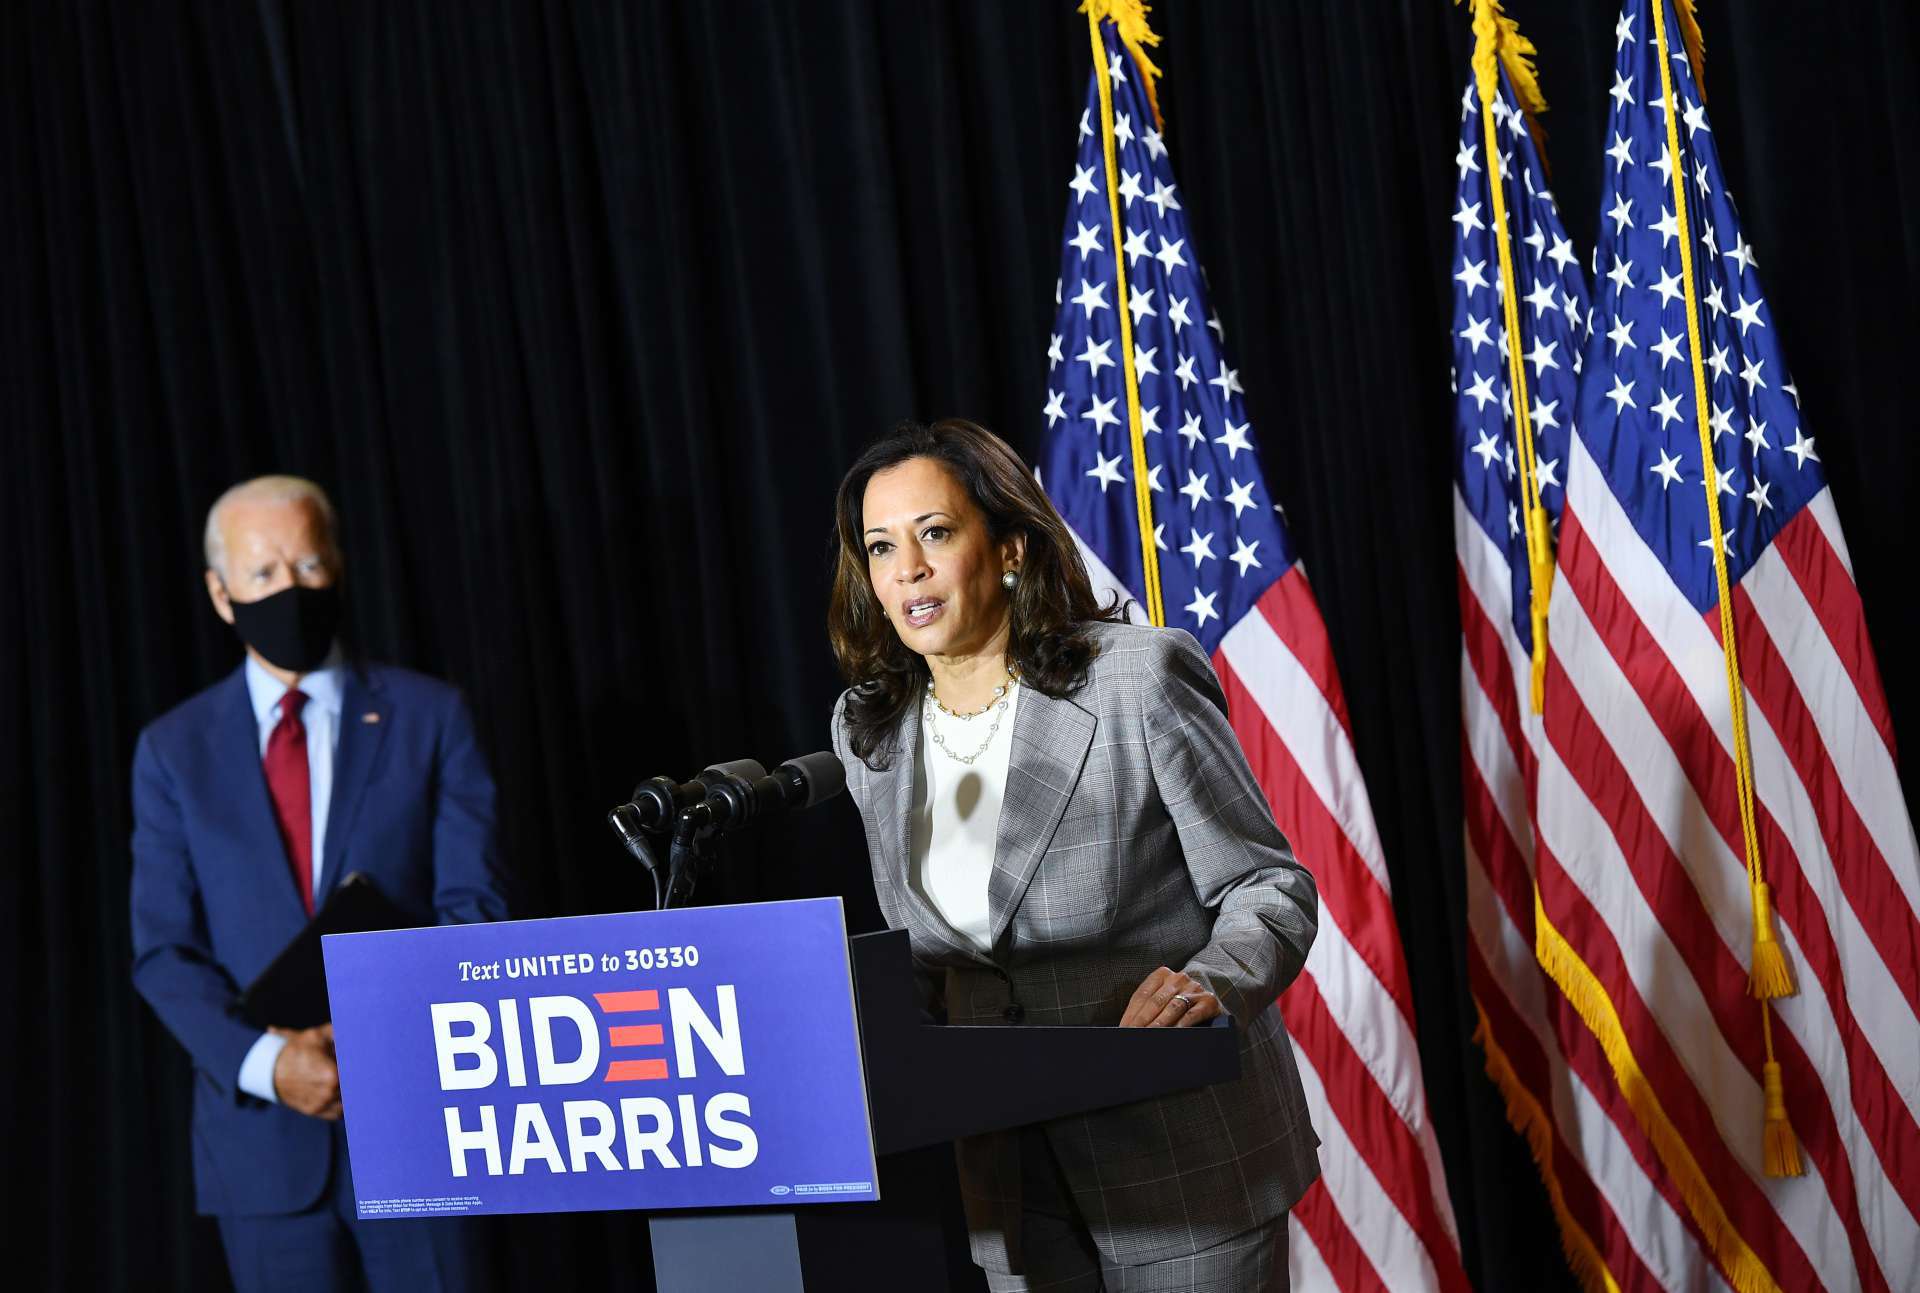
[3,2,1914,1289]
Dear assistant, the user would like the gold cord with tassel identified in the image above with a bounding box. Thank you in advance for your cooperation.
[1080,0,1165,625]
[1649,0,1801,1177]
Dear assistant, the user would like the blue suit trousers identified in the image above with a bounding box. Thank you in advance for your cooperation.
[215,1125,483,1293]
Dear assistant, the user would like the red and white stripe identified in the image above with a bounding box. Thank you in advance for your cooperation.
[1457,493,1731,1292]
[1531,435,1920,1291]
[1075,535,1470,1292]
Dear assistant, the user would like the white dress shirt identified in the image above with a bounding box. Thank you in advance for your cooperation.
[908,686,1019,955]
[236,646,345,1103]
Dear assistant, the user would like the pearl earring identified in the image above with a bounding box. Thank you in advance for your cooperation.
[1001,569,1019,590]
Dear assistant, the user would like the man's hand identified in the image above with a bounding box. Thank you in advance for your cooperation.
[269,1023,342,1119]
[1119,966,1224,1028]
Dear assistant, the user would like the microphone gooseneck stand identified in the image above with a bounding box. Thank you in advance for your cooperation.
[608,759,770,909]
[607,798,726,910]
[611,752,850,908]
[606,803,667,908]
[663,813,721,909]
[659,760,760,908]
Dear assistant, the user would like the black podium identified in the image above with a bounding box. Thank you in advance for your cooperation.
[648,928,1241,1291]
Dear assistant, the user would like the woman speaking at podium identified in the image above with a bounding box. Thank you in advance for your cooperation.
[827,419,1320,1290]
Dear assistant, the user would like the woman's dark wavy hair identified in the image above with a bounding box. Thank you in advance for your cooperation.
[829,418,1125,767]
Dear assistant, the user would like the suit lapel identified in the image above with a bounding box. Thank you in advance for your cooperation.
[869,699,994,966]
[882,700,919,888]
[208,668,310,920]
[316,668,387,908]
[987,685,1095,951]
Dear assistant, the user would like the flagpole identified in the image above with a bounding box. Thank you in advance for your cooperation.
[1648,0,1802,1178]
[1083,0,1165,626]
[1468,0,1554,714]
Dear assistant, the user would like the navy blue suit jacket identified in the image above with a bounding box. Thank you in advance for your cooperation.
[130,661,509,1217]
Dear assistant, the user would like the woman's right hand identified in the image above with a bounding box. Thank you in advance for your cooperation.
[1119,966,1224,1028]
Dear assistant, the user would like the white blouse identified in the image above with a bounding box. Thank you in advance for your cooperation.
[908,685,1020,955]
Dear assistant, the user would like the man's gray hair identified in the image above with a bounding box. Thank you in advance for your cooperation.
[203,475,340,577]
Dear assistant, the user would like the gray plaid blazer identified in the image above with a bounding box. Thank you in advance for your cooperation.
[831,620,1322,1272]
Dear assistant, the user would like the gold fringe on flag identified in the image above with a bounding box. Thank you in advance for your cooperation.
[1459,0,1551,165]
[1672,0,1709,100]
[1080,0,1164,128]
[1533,897,1785,1293]
[1471,999,1622,1293]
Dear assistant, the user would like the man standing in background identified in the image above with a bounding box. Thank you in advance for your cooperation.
[130,476,508,1292]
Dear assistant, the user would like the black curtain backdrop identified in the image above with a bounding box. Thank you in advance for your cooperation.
[4,2,1914,1289]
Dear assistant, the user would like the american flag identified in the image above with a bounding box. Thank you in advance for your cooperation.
[1039,17,1468,1290]
[1449,24,1736,1289]
[1539,0,1920,1288]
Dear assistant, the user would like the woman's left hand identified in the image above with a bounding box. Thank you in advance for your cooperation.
[1118,966,1223,1028]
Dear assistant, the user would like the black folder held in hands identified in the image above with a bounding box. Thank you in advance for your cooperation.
[238,873,419,1031]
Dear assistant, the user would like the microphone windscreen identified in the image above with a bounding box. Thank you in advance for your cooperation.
[780,751,846,808]
[701,758,766,784]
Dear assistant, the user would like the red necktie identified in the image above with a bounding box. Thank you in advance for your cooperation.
[263,688,314,915]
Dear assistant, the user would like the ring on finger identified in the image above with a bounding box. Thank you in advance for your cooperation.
[1169,993,1193,1011]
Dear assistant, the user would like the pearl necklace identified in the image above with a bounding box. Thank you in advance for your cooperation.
[924,669,1018,765]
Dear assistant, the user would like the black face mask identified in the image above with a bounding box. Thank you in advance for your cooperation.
[225,583,342,674]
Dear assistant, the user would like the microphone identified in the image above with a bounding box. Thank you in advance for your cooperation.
[675,751,846,838]
[609,759,768,838]
[756,750,847,813]
[609,760,767,908]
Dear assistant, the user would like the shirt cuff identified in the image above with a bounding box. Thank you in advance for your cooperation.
[238,1031,287,1103]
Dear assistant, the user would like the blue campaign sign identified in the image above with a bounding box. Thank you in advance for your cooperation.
[322,897,877,1218]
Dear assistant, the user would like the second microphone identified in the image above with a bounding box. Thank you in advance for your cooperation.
[674,751,846,840]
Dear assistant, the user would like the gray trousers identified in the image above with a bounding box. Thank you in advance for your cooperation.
[983,1126,1290,1292]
